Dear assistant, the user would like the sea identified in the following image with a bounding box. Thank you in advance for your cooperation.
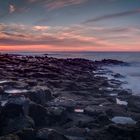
[1,51,140,95]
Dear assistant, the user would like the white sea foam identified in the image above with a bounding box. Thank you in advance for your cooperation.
[104,63,140,95]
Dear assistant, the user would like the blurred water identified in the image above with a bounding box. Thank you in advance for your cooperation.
[104,63,140,95]
[46,52,140,95]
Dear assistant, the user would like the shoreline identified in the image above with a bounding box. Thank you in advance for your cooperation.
[0,54,140,140]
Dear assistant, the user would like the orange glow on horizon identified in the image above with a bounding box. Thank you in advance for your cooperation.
[0,45,140,52]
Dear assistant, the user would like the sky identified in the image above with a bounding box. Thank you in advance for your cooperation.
[0,0,140,52]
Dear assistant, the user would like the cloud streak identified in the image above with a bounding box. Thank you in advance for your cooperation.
[9,5,16,13]
[84,8,140,23]
[27,0,87,10]
[45,0,88,11]
[0,23,140,51]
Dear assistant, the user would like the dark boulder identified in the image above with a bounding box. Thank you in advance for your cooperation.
[118,89,132,96]
[0,116,34,135]
[36,128,69,140]
[84,105,107,116]
[47,98,76,111]
[128,96,140,113]
[0,103,24,118]
[0,134,20,140]
[65,113,94,128]
[28,86,53,105]
[17,128,36,140]
[0,86,4,94]
[47,106,68,125]
[88,124,140,140]
[28,102,48,127]
[95,114,111,126]
[113,73,125,78]
[3,96,30,116]
[65,127,87,137]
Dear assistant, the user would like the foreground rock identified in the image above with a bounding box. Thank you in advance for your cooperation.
[0,53,139,140]
[36,128,69,140]
[88,124,140,140]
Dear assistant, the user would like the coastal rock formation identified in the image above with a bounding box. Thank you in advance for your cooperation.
[0,54,139,140]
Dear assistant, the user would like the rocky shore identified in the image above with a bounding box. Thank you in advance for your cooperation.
[0,53,140,140]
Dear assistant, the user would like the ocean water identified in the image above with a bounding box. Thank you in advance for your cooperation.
[47,52,140,95]
[2,51,140,95]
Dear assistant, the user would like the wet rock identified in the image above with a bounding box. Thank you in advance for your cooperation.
[12,82,29,89]
[0,86,4,94]
[47,106,66,116]
[0,54,139,140]
[84,105,108,116]
[0,134,20,140]
[65,127,87,137]
[46,106,68,125]
[65,113,94,128]
[31,72,59,79]
[108,79,123,86]
[36,128,69,140]
[95,114,111,126]
[118,89,132,96]
[0,95,30,117]
[88,124,140,140]
[95,59,127,65]
[47,98,76,111]
[0,103,24,118]
[113,73,125,78]
[106,124,140,139]
[106,97,116,103]
[85,104,127,118]
[17,128,36,140]
[64,82,81,91]
[28,86,53,105]
[128,96,140,113]
[26,80,37,87]
[0,80,16,87]
[28,102,48,127]
[0,116,34,135]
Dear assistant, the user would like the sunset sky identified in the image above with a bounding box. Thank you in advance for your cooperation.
[0,0,140,52]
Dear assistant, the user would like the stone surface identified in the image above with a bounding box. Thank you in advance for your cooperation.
[0,54,139,140]
[36,128,69,140]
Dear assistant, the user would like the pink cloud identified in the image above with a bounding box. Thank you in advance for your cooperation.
[0,23,140,51]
